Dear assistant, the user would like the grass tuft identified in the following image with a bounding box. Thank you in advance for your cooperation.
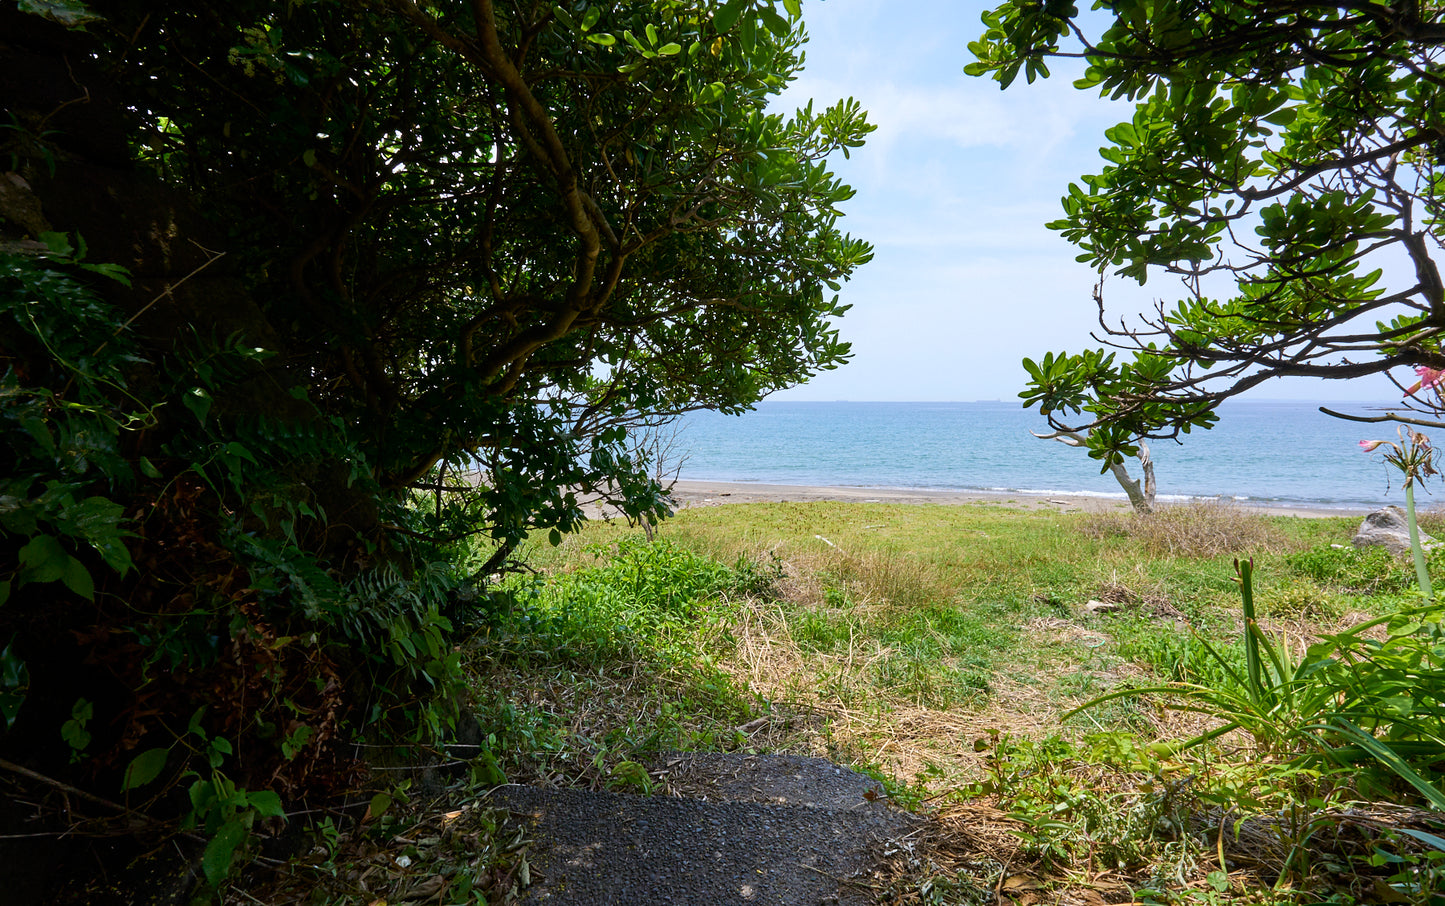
[1080,499,1299,558]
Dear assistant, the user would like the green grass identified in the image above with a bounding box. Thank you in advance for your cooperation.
[488,501,1445,904]
[511,501,1335,763]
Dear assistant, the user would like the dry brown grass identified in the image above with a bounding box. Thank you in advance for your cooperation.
[1080,499,1302,558]
[1415,501,1445,537]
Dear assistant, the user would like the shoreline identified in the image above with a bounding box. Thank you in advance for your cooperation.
[663,479,1369,520]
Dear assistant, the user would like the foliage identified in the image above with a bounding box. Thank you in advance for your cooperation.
[92,0,872,546]
[472,503,1445,900]
[1070,558,1445,901]
[1093,561,1445,785]
[1287,543,1419,596]
[973,730,1178,873]
[460,537,773,793]
[1,0,872,894]
[0,245,482,888]
[969,0,1445,463]
[1361,427,1442,598]
[499,537,767,667]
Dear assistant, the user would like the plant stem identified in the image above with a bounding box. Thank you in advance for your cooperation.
[1405,483,1433,600]
[1237,558,1264,698]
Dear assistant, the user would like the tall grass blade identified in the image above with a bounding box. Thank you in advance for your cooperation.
[1405,483,1434,600]
[1398,828,1445,853]
[1236,558,1264,700]
[1329,717,1445,811]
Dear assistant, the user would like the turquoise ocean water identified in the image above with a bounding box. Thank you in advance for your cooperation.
[674,400,1436,511]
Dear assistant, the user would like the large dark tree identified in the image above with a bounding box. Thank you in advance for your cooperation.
[0,0,870,892]
[969,0,1445,463]
[101,0,871,546]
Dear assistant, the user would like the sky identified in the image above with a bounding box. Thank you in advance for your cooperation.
[766,0,1402,404]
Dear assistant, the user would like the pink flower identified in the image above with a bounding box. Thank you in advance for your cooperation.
[1406,366,1445,397]
[1360,440,1390,452]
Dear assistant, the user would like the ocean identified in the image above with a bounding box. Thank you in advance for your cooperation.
[673,400,1437,511]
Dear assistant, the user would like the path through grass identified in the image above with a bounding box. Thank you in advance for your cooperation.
[483,501,1445,903]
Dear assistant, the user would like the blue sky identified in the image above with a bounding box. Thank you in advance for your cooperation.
[769,0,1400,403]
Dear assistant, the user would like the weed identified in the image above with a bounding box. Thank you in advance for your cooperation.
[1287,543,1415,596]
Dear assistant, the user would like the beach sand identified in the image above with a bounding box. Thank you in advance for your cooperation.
[661,479,1365,520]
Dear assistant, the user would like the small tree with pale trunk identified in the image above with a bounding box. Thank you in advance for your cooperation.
[1034,430,1156,514]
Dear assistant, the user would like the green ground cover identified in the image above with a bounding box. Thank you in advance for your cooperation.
[242,500,1445,905]
[488,500,1445,905]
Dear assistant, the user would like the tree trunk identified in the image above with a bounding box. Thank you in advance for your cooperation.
[1037,431,1156,514]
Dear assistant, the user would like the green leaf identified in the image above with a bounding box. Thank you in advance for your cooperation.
[367,791,392,820]
[202,820,248,887]
[16,0,102,27]
[782,0,801,16]
[1330,718,1445,810]
[60,557,94,600]
[182,387,212,427]
[550,3,579,31]
[37,231,75,257]
[586,32,616,45]
[121,748,169,791]
[697,81,726,103]
[246,789,285,819]
[18,535,68,584]
[713,0,748,32]
[187,706,209,738]
[0,642,28,730]
[759,7,790,38]
[657,42,682,56]
[1398,828,1445,852]
[224,442,257,464]
[1262,107,1296,127]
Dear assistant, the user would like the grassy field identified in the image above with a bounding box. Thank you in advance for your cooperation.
[454,498,1445,904]
[506,501,1343,779]
[241,498,1445,905]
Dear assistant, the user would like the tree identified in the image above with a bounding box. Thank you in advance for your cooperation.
[968,0,1445,466]
[1034,428,1156,511]
[97,0,872,550]
[0,0,872,878]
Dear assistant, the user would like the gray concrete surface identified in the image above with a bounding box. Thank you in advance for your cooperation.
[486,754,922,905]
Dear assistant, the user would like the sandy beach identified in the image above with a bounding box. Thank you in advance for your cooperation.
[662,479,1366,519]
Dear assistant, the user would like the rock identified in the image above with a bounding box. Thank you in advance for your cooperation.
[1352,506,1439,556]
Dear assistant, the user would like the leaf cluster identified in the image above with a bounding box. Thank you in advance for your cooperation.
[971,0,1445,457]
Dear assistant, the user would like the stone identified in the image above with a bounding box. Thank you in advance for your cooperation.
[1352,506,1439,556]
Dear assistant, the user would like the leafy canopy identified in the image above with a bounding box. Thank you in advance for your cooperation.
[969,0,1445,464]
[104,0,873,546]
